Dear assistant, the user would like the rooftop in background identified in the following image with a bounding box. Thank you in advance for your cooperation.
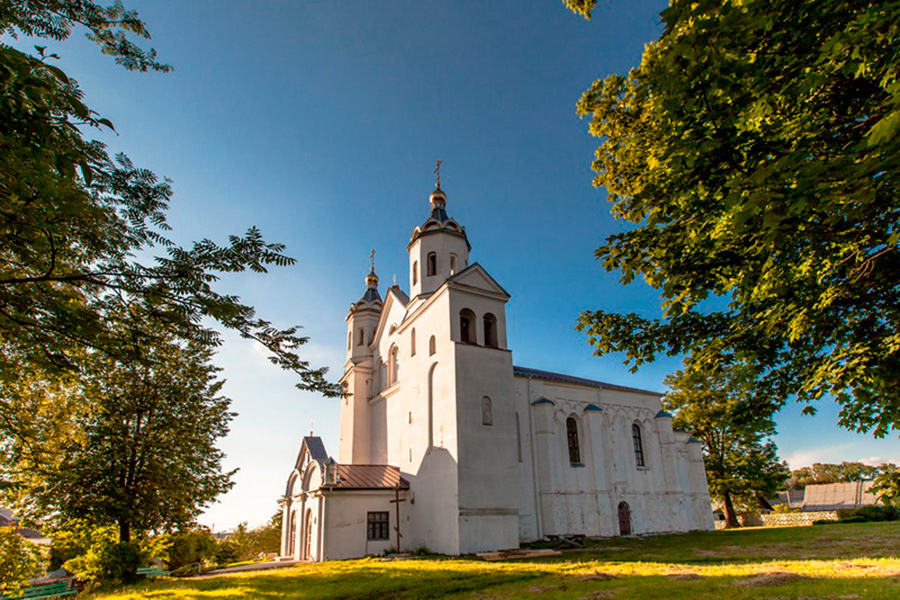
[513,366,661,396]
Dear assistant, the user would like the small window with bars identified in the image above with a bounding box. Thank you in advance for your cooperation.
[566,417,581,464]
[367,511,389,540]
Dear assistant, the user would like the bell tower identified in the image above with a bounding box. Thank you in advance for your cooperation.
[407,167,470,299]
[338,258,382,463]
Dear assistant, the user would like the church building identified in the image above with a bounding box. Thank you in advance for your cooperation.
[280,180,713,561]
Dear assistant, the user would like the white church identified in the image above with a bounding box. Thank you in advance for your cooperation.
[280,181,713,561]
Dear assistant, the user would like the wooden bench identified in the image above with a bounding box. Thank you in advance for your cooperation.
[137,566,169,577]
[0,582,76,599]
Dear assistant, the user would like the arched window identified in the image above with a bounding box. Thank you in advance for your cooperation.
[566,417,581,464]
[429,335,436,355]
[412,261,418,286]
[357,328,364,346]
[410,328,416,356]
[348,331,352,350]
[450,254,458,274]
[482,396,493,426]
[460,309,476,344]
[632,423,645,467]
[389,345,399,386]
[427,252,437,276]
[483,313,498,347]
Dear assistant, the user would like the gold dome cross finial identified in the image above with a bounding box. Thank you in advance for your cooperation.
[434,159,443,188]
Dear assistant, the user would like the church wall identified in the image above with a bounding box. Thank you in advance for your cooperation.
[451,290,519,553]
[320,491,402,561]
[514,377,714,540]
[369,290,463,555]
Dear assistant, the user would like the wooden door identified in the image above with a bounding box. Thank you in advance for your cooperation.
[618,502,631,536]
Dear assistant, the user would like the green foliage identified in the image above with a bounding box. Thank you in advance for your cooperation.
[0,0,340,562]
[772,504,800,514]
[4,321,236,543]
[837,505,900,523]
[561,0,596,20]
[65,538,146,588]
[574,0,900,436]
[165,529,217,571]
[0,525,46,591]
[65,523,900,600]
[49,519,102,570]
[247,510,283,557]
[663,364,789,527]
[870,464,900,506]
[213,539,240,566]
[0,1,340,396]
[0,0,170,72]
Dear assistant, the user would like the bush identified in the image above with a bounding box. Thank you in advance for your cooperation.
[65,540,145,588]
[166,530,217,571]
[214,538,240,565]
[0,526,47,591]
[838,506,900,523]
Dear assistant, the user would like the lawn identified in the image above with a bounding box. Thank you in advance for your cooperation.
[88,521,900,599]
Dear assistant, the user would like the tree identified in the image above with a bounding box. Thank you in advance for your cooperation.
[663,365,789,528]
[0,1,339,395]
[0,525,46,591]
[569,0,900,435]
[3,311,235,544]
[870,464,900,507]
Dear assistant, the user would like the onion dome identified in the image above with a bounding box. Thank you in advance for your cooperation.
[409,184,470,249]
[353,266,382,309]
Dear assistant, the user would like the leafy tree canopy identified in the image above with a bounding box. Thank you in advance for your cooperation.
[870,464,900,506]
[2,311,235,543]
[572,0,900,435]
[0,1,339,395]
[663,364,789,528]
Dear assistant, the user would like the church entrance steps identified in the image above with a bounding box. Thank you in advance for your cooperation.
[476,548,562,561]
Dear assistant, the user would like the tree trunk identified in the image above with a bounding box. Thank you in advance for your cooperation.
[119,520,131,543]
[722,492,740,528]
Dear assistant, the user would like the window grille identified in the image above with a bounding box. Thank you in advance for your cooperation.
[367,512,389,540]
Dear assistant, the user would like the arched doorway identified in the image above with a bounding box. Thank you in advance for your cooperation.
[303,508,314,560]
[288,510,297,557]
[618,501,632,536]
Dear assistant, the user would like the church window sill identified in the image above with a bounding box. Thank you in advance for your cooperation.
[570,462,585,468]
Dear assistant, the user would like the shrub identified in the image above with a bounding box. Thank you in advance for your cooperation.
[214,539,240,565]
[0,526,47,591]
[65,540,146,588]
[166,530,217,571]
[838,506,900,523]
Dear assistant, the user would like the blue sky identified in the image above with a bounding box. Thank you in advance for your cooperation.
[9,0,898,530]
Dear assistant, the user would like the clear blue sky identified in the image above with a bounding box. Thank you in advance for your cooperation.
[10,0,898,530]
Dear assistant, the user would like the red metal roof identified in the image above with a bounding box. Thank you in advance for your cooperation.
[332,465,409,490]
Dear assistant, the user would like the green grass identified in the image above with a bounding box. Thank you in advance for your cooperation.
[87,522,900,599]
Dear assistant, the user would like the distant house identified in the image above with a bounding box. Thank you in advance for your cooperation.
[0,506,19,526]
[0,506,51,545]
[769,482,879,512]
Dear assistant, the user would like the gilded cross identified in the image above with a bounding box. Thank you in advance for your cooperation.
[434,159,443,188]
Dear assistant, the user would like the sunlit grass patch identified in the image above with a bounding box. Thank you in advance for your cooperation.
[86,522,900,599]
